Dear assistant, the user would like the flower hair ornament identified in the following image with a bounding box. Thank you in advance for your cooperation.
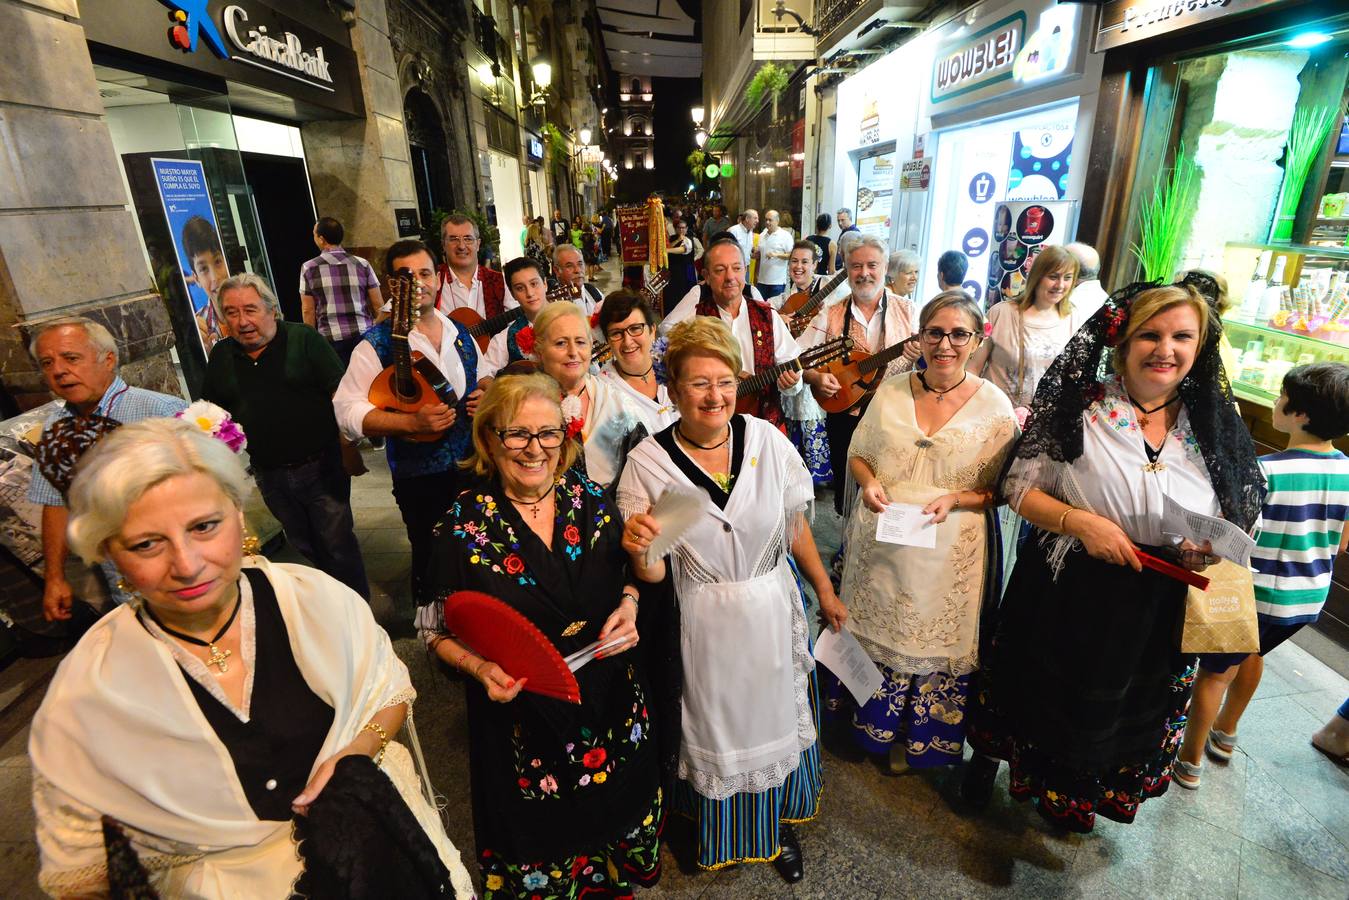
[1002,275,1265,536]
[515,325,536,356]
[176,401,248,453]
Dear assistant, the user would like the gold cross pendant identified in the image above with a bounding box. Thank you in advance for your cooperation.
[206,643,232,674]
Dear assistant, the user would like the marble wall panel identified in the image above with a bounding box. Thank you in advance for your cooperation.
[0,107,125,210]
[0,2,102,115]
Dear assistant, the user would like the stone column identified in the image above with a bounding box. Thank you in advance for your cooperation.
[0,0,180,410]
[302,0,415,256]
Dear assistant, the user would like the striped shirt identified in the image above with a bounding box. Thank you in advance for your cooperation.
[299,248,379,341]
[1251,449,1349,625]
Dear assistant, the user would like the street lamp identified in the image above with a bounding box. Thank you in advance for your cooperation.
[694,128,707,148]
[579,126,592,146]
[691,105,705,126]
[531,55,552,89]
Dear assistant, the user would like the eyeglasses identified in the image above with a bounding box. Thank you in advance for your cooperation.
[494,427,567,450]
[444,236,479,246]
[682,378,738,394]
[920,327,977,347]
[606,322,649,341]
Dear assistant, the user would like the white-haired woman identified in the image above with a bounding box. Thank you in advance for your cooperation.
[28,418,474,898]
[534,300,646,486]
[887,249,920,301]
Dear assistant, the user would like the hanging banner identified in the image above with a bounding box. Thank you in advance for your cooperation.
[616,205,650,266]
[150,158,229,354]
[900,158,931,191]
[856,151,896,239]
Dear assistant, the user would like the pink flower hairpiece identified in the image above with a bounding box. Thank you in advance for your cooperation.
[176,401,247,453]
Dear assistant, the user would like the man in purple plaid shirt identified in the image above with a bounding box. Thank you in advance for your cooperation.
[300,217,383,366]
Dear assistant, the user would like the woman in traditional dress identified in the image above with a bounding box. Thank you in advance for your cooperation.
[534,300,646,487]
[963,275,1265,832]
[781,240,834,486]
[664,219,698,305]
[824,290,1018,773]
[30,417,474,898]
[419,373,661,898]
[617,318,845,884]
[597,290,678,433]
[483,257,550,373]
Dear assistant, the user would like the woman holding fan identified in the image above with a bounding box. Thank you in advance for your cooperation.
[963,276,1265,832]
[419,373,662,899]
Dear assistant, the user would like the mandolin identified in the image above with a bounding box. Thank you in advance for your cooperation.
[734,335,855,415]
[780,270,849,337]
[593,271,669,367]
[367,271,461,443]
[813,335,920,415]
[448,281,579,351]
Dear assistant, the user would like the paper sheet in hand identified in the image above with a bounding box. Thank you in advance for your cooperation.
[874,503,938,548]
[564,636,629,672]
[644,483,706,567]
[1161,494,1256,565]
[813,626,884,706]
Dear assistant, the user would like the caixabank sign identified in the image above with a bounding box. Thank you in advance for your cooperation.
[83,0,362,119]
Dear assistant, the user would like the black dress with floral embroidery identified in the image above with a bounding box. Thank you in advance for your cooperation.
[428,467,662,899]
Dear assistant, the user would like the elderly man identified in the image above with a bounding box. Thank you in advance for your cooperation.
[553,242,603,313]
[300,216,383,366]
[27,317,186,621]
[204,273,369,599]
[802,235,920,513]
[434,214,513,320]
[755,209,796,306]
[936,250,969,292]
[728,208,759,269]
[660,237,805,427]
[334,239,496,610]
[1065,241,1109,319]
[833,207,860,271]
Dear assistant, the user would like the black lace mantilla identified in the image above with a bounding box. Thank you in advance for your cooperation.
[1003,272,1265,532]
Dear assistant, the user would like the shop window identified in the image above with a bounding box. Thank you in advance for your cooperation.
[485,104,518,156]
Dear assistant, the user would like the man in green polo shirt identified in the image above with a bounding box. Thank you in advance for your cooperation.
[204,273,369,599]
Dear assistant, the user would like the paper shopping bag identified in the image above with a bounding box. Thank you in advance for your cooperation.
[1180,559,1258,654]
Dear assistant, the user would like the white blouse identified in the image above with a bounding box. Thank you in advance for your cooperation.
[982,301,1086,408]
[598,363,678,433]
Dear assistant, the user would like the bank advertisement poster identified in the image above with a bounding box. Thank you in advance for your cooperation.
[150,158,229,354]
[988,200,1074,303]
[856,152,895,240]
[616,205,650,266]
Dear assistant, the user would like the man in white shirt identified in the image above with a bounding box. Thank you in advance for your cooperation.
[435,214,514,319]
[755,209,795,307]
[333,239,496,609]
[1065,241,1109,319]
[553,243,603,313]
[727,208,759,269]
[801,234,921,512]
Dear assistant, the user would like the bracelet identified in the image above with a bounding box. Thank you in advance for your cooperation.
[952,494,962,510]
[620,591,639,607]
[362,721,390,766]
[454,646,478,672]
[1057,507,1077,535]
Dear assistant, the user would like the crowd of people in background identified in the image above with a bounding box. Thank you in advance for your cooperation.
[19,195,1349,900]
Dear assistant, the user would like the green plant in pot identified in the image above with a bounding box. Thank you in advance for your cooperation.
[1131,145,1199,283]
[746,63,789,118]
[1270,102,1344,242]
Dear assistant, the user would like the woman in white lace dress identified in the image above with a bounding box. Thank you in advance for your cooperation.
[617,318,844,885]
[826,291,1018,774]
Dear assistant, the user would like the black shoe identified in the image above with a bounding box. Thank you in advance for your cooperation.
[960,754,999,811]
[773,822,804,884]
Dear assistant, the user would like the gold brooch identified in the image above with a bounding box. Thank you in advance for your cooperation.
[562,620,587,637]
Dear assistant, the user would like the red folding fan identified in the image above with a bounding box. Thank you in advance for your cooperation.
[444,591,581,704]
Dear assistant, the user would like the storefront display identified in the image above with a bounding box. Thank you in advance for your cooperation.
[855,150,896,239]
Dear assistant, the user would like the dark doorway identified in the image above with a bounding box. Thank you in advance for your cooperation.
[241,151,316,323]
[404,89,454,229]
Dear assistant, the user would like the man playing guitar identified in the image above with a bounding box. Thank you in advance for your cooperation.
[661,237,805,429]
[553,242,604,314]
[801,234,920,513]
[333,238,496,609]
[435,214,513,319]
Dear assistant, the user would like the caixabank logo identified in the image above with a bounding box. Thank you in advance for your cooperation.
[160,0,231,58]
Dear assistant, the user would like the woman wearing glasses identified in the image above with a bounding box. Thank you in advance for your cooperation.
[824,291,1018,774]
[419,373,662,899]
[617,318,843,884]
[597,290,678,433]
[533,301,645,486]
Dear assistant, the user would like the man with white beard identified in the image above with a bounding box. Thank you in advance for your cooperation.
[801,234,921,513]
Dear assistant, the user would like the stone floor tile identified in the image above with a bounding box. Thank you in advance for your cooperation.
[0,722,31,768]
[1264,642,1348,696]
[0,840,42,899]
[1229,696,1328,771]
[0,767,35,842]
[1290,688,1349,723]
[1165,750,1248,837]
[1238,765,1349,880]
[1237,839,1348,900]
[1068,807,1243,898]
[356,526,413,554]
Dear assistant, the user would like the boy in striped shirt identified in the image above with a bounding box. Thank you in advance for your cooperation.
[1176,362,1349,788]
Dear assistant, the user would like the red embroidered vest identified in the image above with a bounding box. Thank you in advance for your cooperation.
[696,286,784,428]
[436,265,506,318]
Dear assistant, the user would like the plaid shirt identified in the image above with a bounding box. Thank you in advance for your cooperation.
[300,248,379,341]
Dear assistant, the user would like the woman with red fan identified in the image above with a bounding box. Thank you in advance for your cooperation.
[616,317,843,884]
[419,372,662,899]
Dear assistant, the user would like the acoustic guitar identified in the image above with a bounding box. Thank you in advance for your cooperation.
[448,281,579,351]
[367,272,461,443]
[734,335,855,415]
[779,270,849,338]
[813,335,920,415]
[592,270,669,368]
